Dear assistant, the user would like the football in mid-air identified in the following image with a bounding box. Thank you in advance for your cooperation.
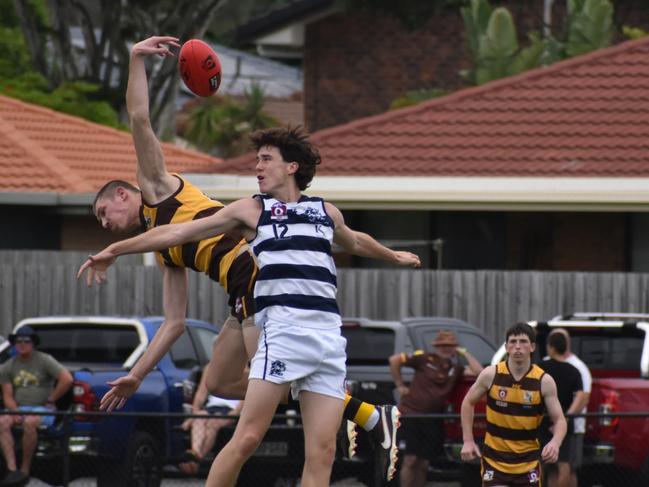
[178,39,222,97]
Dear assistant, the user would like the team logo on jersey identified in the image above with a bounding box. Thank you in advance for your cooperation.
[270,360,286,377]
[498,387,507,399]
[144,216,152,229]
[528,469,539,483]
[524,391,533,403]
[270,202,288,221]
[294,206,328,224]
[483,470,494,481]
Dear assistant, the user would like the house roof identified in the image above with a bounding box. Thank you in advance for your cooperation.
[221,35,649,178]
[232,0,334,44]
[200,42,303,98]
[0,95,221,198]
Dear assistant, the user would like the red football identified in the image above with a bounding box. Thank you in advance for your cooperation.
[178,39,222,97]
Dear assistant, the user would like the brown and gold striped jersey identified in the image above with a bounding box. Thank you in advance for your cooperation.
[483,361,545,476]
[140,174,251,292]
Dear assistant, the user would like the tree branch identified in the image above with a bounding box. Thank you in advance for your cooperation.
[12,0,49,78]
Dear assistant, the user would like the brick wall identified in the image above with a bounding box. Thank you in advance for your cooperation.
[303,0,649,131]
[61,215,121,251]
[304,8,469,131]
[505,212,628,271]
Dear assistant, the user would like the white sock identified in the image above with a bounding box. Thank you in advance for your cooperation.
[364,409,380,431]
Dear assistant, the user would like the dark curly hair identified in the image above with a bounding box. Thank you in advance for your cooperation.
[250,126,321,191]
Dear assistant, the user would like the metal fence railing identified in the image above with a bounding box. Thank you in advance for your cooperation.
[0,410,645,487]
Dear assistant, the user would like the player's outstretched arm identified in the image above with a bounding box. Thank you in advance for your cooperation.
[127,36,180,202]
[100,266,188,411]
[77,198,257,283]
[326,202,421,267]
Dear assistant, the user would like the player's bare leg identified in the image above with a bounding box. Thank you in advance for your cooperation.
[204,316,249,399]
[205,379,289,487]
[300,391,344,487]
[242,320,260,361]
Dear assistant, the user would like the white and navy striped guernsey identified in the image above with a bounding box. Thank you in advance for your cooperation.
[249,194,341,330]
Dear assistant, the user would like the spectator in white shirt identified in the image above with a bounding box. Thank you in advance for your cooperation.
[548,328,592,487]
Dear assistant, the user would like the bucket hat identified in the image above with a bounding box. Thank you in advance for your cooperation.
[9,325,40,346]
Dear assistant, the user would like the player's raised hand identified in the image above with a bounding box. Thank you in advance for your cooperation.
[394,251,421,268]
[77,249,117,286]
[131,35,180,58]
[100,374,142,412]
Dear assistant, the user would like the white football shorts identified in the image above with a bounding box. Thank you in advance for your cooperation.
[249,321,347,401]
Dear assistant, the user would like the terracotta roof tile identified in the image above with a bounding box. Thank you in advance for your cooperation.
[222,36,649,178]
[0,95,222,193]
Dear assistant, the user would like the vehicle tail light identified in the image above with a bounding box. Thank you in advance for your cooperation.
[598,388,620,428]
[590,387,620,443]
[72,380,99,421]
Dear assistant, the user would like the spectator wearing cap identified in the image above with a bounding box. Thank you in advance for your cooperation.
[389,330,483,487]
[0,326,73,484]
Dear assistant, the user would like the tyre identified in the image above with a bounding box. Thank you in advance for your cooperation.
[97,431,162,487]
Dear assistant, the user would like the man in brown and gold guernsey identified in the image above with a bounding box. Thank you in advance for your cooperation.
[460,323,566,486]
[389,330,483,487]
[84,35,403,482]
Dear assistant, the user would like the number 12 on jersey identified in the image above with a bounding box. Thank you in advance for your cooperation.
[273,223,289,239]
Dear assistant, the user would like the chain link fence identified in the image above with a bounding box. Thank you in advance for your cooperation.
[0,411,646,487]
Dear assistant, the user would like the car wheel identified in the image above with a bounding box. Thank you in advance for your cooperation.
[97,431,162,487]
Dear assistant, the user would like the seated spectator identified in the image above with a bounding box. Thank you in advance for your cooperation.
[0,326,73,484]
[179,365,243,475]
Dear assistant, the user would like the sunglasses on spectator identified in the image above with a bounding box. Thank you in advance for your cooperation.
[14,338,32,344]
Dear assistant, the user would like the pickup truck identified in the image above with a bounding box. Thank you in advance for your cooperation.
[6,315,219,486]
[484,313,649,487]
[338,316,496,487]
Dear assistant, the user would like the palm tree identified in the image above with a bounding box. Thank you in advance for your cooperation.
[184,82,279,157]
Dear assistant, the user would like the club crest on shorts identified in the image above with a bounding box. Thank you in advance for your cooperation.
[270,360,286,377]
[270,202,288,221]
[528,469,539,483]
[483,470,494,481]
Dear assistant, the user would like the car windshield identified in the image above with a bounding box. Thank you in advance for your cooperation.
[535,326,644,371]
[342,326,395,366]
[31,324,140,364]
